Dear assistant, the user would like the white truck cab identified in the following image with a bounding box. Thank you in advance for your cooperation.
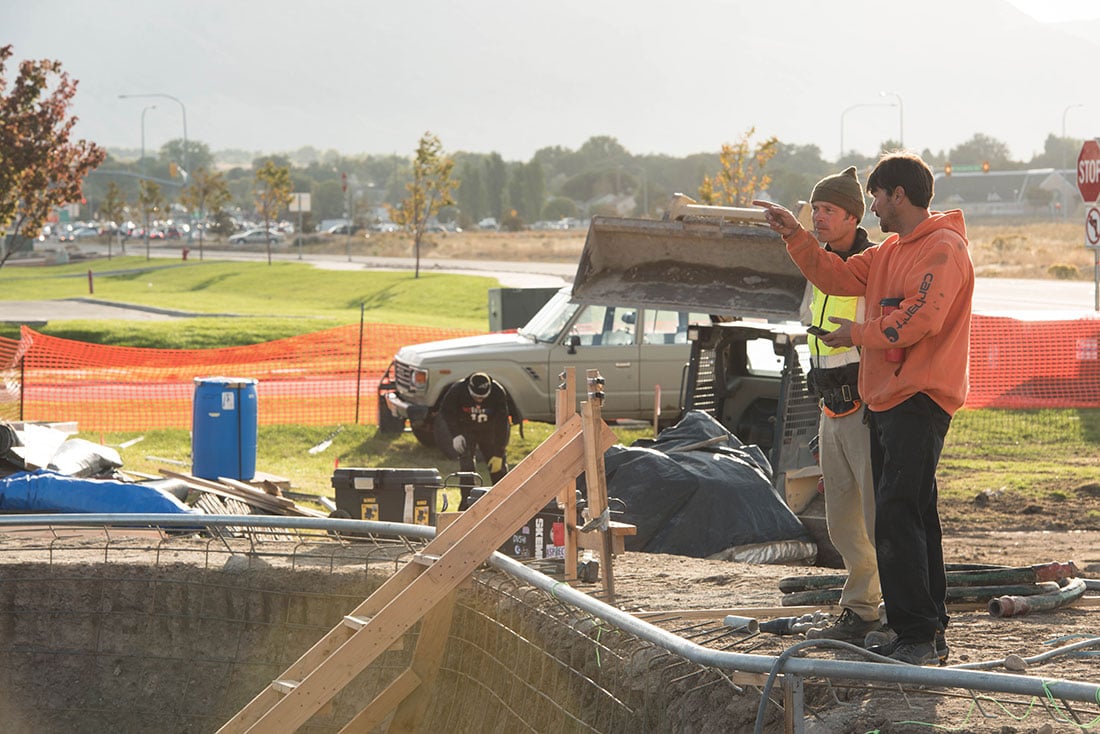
[379,287,710,446]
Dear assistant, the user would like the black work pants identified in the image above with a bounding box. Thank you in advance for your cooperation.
[867,392,951,644]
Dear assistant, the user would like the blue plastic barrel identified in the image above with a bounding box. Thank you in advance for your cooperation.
[191,377,258,481]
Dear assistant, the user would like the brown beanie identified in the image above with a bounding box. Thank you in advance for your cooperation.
[811,166,865,221]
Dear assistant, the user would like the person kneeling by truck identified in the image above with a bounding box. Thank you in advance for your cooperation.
[440,372,513,508]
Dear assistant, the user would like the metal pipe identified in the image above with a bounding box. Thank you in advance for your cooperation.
[989,577,1087,617]
[2,514,1099,707]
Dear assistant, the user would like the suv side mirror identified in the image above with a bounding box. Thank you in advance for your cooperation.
[567,334,580,354]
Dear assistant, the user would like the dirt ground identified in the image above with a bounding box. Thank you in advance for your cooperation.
[605,511,1100,733]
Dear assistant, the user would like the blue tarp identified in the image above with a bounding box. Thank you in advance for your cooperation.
[0,469,198,515]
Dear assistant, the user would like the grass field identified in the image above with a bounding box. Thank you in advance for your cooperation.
[4,222,1100,527]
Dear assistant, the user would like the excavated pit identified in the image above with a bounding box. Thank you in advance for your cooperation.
[0,534,772,733]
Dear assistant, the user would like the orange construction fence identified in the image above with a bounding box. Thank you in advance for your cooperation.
[1,314,1098,432]
[1,323,479,431]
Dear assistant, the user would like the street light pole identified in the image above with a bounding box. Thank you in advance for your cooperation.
[120,92,190,250]
[119,93,188,176]
[879,90,904,147]
[1062,104,1084,171]
[840,102,896,161]
[140,104,157,256]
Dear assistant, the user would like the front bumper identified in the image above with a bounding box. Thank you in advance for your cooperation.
[383,390,430,424]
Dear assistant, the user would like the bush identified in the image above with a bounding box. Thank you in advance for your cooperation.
[1047,263,1079,279]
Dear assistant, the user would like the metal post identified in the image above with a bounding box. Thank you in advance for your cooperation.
[140,105,156,257]
[840,102,895,160]
[879,90,904,147]
[1062,104,1084,171]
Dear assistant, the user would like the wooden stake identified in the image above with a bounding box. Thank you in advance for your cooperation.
[581,369,615,601]
[556,366,578,581]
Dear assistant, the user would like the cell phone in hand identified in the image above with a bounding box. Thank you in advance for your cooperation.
[806,325,831,337]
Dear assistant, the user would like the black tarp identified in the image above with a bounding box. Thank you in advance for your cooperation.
[600,411,810,558]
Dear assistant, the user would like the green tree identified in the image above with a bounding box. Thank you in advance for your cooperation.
[99,181,127,257]
[254,159,293,264]
[390,132,457,278]
[542,196,578,220]
[180,167,231,259]
[698,127,778,206]
[948,133,1013,169]
[483,152,507,220]
[137,179,164,260]
[577,135,629,163]
[159,138,214,176]
[0,45,105,266]
[522,160,545,221]
[455,157,486,223]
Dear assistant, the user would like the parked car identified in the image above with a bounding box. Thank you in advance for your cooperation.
[323,223,362,235]
[59,226,100,242]
[379,287,712,447]
[229,229,284,245]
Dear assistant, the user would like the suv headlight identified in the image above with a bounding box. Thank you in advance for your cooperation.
[409,367,428,394]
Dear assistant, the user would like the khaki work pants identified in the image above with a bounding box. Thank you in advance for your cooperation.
[819,407,880,621]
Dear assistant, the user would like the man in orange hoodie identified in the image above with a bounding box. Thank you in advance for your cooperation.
[754,152,974,666]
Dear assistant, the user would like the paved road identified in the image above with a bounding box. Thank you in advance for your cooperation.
[3,242,1098,322]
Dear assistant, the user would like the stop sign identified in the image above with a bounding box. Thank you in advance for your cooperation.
[1078,139,1100,203]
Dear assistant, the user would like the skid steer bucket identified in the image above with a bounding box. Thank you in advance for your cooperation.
[572,211,807,320]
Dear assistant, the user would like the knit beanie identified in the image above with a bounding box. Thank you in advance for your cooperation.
[811,166,865,221]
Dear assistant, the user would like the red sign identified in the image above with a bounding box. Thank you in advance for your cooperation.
[1078,139,1100,203]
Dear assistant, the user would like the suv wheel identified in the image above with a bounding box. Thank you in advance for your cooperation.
[377,393,405,433]
[410,415,437,448]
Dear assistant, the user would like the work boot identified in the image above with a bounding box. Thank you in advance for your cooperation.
[867,629,950,665]
[804,608,883,644]
[887,640,939,666]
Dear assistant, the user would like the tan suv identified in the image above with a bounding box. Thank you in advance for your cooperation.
[379,287,710,447]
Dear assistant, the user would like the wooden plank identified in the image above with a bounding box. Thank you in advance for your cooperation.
[159,470,287,514]
[381,592,458,733]
[159,470,293,517]
[219,477,297,509]
[337,669,421,734]
[576,521,636,556]
[251,470,292,490]
[220,414,617,734]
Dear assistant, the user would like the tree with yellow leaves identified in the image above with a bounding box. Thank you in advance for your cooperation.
[391,132,457,278]
[697,127,778,207]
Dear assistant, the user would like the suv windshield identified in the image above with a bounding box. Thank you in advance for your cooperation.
[518,291,579,342]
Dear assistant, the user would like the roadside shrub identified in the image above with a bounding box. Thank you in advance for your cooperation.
[1047,263,1079,279]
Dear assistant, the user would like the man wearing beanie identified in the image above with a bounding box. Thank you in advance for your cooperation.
[754,152,974,666]
[796,167,883,647]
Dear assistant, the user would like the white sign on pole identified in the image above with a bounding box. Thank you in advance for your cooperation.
[1087,206,1100,249]
[289,193,311,213]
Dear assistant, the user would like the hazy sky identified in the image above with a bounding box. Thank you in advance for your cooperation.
[4,0,1099,164]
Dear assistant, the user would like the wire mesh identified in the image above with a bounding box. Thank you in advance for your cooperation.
[1,519,1099,733]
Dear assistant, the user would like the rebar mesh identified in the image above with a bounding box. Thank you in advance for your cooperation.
[1,520,1098,733]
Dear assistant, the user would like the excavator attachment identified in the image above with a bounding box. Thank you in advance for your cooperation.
[572,196,808,320]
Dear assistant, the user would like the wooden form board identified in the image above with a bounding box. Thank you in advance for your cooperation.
[218,412,618,734]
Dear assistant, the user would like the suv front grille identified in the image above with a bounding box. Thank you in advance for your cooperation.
[393,360,416,393]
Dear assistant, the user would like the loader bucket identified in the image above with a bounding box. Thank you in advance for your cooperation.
[572,215,807,320]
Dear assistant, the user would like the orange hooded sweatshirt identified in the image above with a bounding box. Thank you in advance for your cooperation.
[784,210,973,416]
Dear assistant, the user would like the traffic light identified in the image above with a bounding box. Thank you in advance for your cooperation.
[982,161,990,173]
[341,172,348,193]
[944,163,952,176]
[169,162,179,178]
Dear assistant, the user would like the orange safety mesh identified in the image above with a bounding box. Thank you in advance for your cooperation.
[2,314,1100,432]
[11,323,480,431]
[967,314,1100,409]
